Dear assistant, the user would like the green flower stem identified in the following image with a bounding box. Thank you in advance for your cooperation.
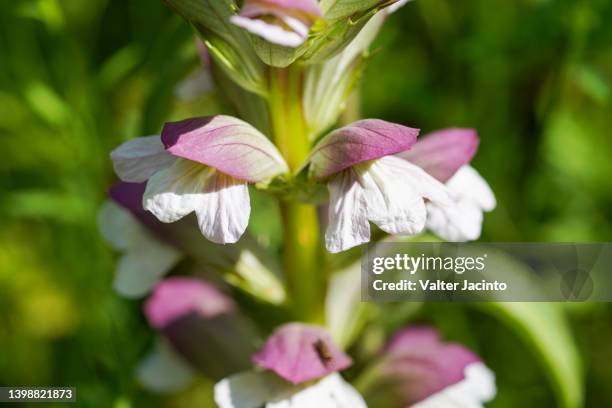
[268,65,325,322]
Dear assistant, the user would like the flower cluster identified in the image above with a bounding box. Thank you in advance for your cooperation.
[100,0,497,406]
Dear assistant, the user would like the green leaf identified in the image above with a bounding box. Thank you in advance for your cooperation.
[477,302,583,408]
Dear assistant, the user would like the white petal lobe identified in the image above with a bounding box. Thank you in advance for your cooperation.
[448,166,496,212]
[143,159,214,223]
[136,340,194,394]
[215,372,367,408]
[98,200,139,250]
[110,135,176,182]
[426,165,496,242]
[358,156,451,236]
[325,170,371,253]
[267,374,367,408]
[98,200,182,298]
[215,371,294,408]
[411,362,496,408]
[113,236,182,298]
[195,173,251,244]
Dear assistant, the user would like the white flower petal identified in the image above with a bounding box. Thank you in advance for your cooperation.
[110,135,176,182]
[426,165,496,242]
[136,340,194,394]
[98,200,139,250]
[195,173,250,244]
[426,198,484,242]
[325,169,371,253]
[215,372,366,408]
[143,158,213,223]
[230,15,306,48]
[113,235,182,298]
[98,200,182,297]
[411,362,496,408]
[448,165,496,212]
[215,371,294,408]
[357,156,451,236]
[267,374,367,408]
[379,155,452,206]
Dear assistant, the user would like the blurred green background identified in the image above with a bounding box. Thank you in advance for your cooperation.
[1,0,611,407]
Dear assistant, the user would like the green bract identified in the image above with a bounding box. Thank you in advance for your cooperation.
[163,0,266,94]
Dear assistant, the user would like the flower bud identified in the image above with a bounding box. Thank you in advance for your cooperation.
[144,277,259,380]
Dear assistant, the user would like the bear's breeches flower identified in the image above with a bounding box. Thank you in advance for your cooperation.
[399,128,496,241]
[359,326,496,407]
[110,115,288,245]
[214,323,366,408]
[308,119,452,253]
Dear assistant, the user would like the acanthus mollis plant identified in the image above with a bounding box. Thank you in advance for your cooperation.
[99,0,498,406]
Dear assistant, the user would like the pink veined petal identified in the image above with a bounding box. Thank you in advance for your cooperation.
[144,277,235,330]
[309,119,420,180]
[253,323,352,384]
[161,115,288,183]
[399,128,479,183]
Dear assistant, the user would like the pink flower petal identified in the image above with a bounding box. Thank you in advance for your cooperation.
[382,326,483,405]
[253,323,352,384]
[161,115,288,183]
[144,277,235,330]
[398,128,479,183]
[309,119,420,180]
